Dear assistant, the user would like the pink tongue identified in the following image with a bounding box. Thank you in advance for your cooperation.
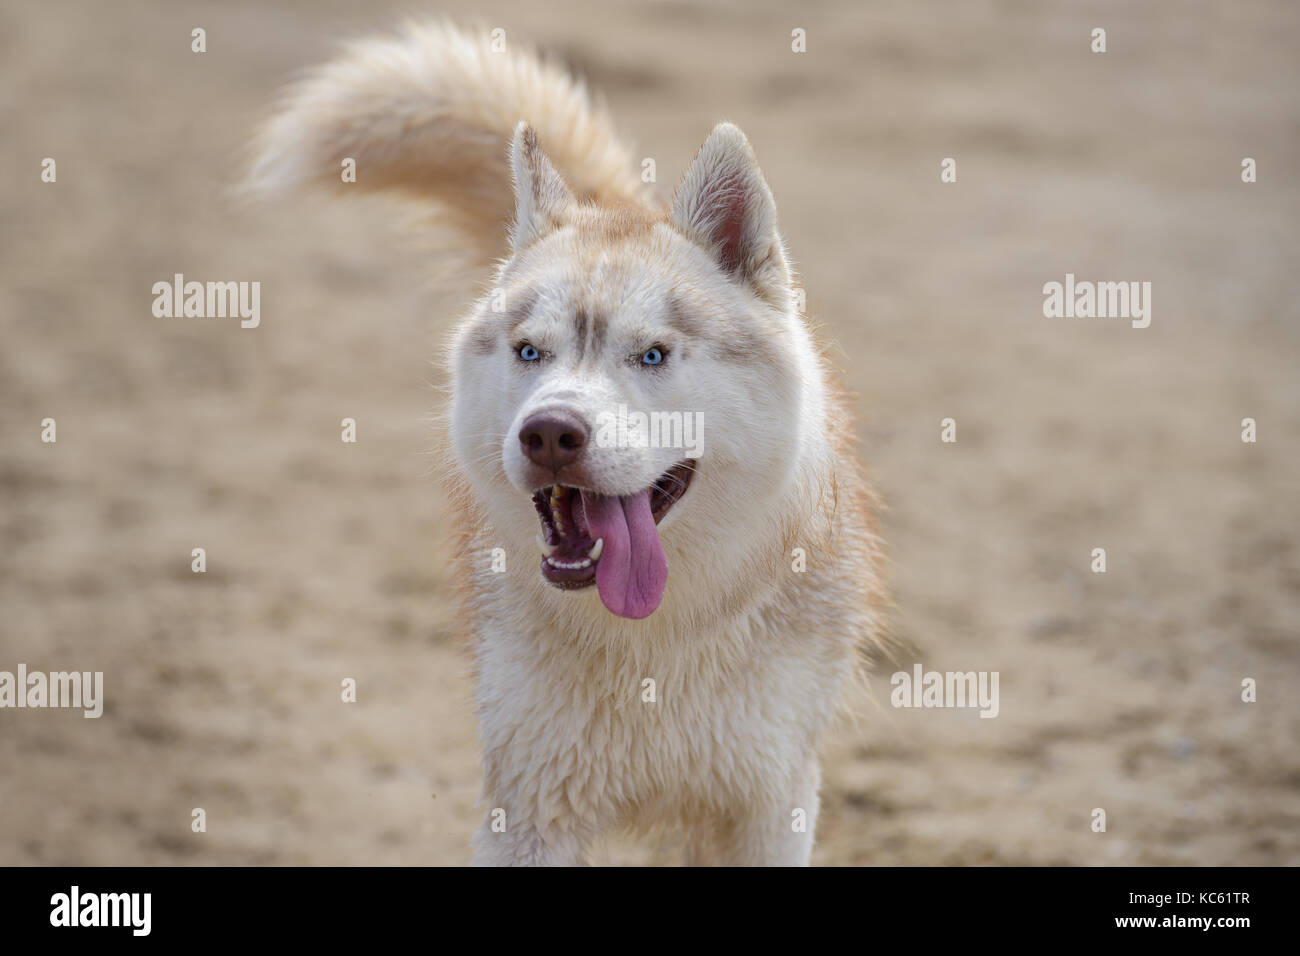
[579,489,668,619]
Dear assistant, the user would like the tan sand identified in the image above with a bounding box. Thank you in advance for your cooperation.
[1,0,1296,865]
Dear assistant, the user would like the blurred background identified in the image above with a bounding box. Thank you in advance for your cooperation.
[1,0,1297,865]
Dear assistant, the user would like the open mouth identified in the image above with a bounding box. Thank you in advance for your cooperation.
[531,461,695,619]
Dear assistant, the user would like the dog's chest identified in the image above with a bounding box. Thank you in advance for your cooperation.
[476,621,843,822]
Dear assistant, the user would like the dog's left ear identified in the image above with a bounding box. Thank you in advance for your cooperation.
[671,123,791,303]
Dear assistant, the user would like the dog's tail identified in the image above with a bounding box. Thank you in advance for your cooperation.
[247,20,650,266]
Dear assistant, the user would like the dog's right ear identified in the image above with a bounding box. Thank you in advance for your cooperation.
[509,122,575,252]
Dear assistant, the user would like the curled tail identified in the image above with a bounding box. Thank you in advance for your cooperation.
[247,20,650,266]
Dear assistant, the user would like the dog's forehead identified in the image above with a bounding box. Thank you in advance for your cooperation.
[488,211,780,364]
[514,227,695,338]
[518,284,665,366]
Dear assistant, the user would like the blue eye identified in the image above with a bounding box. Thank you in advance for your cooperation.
[519,343,540,361]
[641,347,664,366]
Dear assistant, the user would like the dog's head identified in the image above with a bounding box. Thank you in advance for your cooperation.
[449,122,812,620]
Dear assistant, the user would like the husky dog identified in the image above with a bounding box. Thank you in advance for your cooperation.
[251,21,885,866]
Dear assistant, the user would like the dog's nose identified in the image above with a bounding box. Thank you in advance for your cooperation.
[519,410,589,471]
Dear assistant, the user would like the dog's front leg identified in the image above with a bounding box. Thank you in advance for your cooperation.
[470,816,590,866]
[715,760,823,867]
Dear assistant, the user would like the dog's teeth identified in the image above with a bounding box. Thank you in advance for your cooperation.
[540,536,602,572]
[554,485,568,498]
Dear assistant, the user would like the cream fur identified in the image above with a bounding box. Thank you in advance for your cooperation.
[251,21,886,867]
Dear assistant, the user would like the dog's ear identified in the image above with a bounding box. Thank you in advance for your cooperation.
[671,123,791,303]
[509,122,575,251]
